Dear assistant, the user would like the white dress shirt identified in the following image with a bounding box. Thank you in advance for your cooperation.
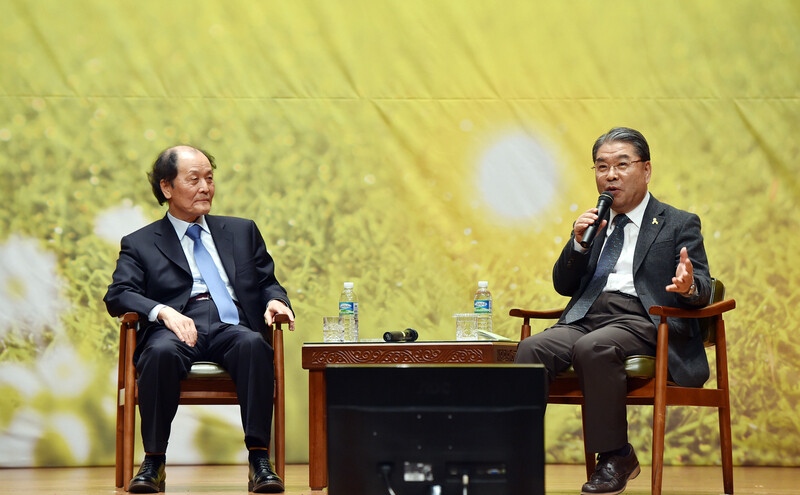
[148,213,239,321]
[574,192,650,298]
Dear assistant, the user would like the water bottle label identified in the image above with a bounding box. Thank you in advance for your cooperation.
[474,300,492,313]
[339,302,355,315]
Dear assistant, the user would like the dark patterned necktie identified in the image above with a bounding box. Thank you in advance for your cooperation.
[186,224,239,325]
[563,214,631,324]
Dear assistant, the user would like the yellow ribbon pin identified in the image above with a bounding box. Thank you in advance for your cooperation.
[652,218,658,225]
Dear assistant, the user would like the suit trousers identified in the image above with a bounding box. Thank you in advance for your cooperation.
[135,298,275,454]
[515,292,657,453]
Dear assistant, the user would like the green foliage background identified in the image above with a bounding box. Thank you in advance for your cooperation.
[1,0,798,467]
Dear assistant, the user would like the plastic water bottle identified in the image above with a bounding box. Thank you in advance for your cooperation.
[473,281,492,334]
[339,282,359,341]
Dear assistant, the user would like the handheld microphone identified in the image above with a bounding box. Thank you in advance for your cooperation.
[383,328,419,342]
[580,192,615,248]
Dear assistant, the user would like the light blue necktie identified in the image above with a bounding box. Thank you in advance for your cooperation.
[185,224,239,325]
[564,214,631,324]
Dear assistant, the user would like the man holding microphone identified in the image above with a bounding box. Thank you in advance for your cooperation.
[515,127,712,495]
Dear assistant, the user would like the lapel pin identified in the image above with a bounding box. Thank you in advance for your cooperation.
[652,218,658,225]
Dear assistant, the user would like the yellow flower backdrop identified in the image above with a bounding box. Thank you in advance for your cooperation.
[1,0,798,466]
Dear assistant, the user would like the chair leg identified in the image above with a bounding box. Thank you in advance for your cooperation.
[115,328,126,488]
[122,401,135,491]
[716,319,734,495]
[651,402,666,495]
[115,393,124,487]
[719,404,734,494]
[123,329,137,492]
[273,326,286,480]
[580,405,595,481]
[650,320,672,495]
[274,412,285,480]
[122,404,134,492]
[651,383,667,494]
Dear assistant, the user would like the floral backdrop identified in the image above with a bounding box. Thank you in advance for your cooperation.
[1,0,799,467]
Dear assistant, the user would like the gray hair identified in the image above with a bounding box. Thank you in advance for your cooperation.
[592,127,650,162]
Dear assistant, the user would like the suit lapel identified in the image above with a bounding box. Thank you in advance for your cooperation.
[206,215,237,286]
[633,195,666,275]
[154,215,191,274]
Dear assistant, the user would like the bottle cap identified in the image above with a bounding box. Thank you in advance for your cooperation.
[343,282,354,289]
[478,281,488,288]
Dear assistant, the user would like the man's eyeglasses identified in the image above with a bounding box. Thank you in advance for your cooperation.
[592,160,645,176]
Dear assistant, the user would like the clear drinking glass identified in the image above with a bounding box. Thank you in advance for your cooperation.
[453,313,480,341]
[322,316,346,343]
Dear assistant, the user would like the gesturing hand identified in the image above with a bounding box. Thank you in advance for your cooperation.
[666,246,694,295]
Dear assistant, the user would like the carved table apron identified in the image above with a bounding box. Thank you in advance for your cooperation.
[301,341,519,490]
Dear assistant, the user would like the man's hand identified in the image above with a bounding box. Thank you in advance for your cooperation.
[666,246,695,295]
[265,299,295,331]
[573,207,608,246]
[158,306,198,346]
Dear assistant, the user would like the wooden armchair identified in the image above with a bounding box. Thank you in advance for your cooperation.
[510,279,735,495]
[114,312,289,491]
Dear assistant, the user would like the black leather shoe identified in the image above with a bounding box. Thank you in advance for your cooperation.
[129,455,166,493]
[248,455,285,493]
[581,444,640,495]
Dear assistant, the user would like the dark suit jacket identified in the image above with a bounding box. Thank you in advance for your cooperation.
[104,214,290,348]
[553,194,711,387]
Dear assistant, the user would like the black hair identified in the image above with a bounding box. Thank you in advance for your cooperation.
[592,127,650,163]
[147,146,216,205]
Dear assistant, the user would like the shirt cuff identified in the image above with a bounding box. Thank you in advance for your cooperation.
[148,304,166,322]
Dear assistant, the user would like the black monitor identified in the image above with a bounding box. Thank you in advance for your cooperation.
[326,364,546,495]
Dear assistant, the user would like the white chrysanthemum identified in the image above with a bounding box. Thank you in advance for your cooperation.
[37,343,93,398]
[0,235,69,338]
[0,342,98,467]
[94,200,149,244]
[0,409,91,466]
[0,408,44,466]
[0,362,42,398]
[49,413,91,463]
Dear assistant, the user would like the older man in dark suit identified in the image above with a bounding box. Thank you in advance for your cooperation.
[105,145,294,493]
[515,127,711,495]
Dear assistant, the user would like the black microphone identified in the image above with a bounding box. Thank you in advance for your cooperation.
[579,192,615,248]
[383,328,419,342]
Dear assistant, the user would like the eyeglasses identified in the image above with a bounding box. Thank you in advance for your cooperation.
[591,160,645,176]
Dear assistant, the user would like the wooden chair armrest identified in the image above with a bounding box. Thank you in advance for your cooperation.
[509,308,565,320]
[118,312,139,324]
[649,299,736,319]
[510,308,565,340]
[119,311,290,327]
[271,313,290,329]
[272,313,290,324]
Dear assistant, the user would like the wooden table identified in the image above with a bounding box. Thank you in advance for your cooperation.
[300,340,519,490]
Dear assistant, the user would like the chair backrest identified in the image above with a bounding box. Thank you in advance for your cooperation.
[701,278,725,346]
